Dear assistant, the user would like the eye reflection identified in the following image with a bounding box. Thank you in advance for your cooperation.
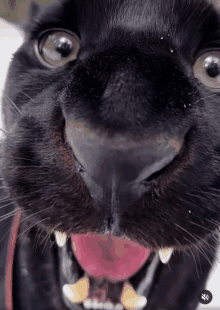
[37,30,80,67]
[193,51,220,90]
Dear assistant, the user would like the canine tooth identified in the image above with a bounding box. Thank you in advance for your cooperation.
[55,231,67,247]
[120,282,147,310]
[63,284,75,301]
[133,297,147,309]
[159,248,173,264]
[63,276,89,303]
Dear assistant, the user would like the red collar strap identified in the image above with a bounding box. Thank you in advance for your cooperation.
[5,209,21,310]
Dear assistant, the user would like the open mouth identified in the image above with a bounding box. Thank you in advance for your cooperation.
[54,231,173,310]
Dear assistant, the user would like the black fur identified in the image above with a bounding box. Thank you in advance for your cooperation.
[1,0,220,309]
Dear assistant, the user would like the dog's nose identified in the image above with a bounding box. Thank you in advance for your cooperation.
[66,120,183,207]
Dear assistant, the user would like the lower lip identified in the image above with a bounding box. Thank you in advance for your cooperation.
[70,233,151,282]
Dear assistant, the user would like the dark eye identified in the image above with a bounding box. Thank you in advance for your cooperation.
[193,51,220,91]
[36,30,80,67]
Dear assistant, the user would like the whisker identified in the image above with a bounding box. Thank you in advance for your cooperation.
[175,223,217,265]
[200,189,220,199]
[34,225,46,252]
[198,235,220,262]
[49,222,63,235]
[39,225,54,247]
[0,194,32,208]
[33,225,43,251]
[1,90,23,116]
[40,230,52,254]
[0,201,16,211]
[18,217,50,250]
[0,128,9,136]
[20,91,37,104]
[0,207,53,247]
[208,232,220,245]
[174,238,190,260]
[3,166,40,169]
[16,207,54,245]
[0,209,17,222]
[208,187,220,193]
[187,244,200,279]
[33,219,62,251]
[184,236,213,266]
[0,185,14,190]
[0,210,20,245]
[194,93,219,105]
[177,196,199,208]
[188,220,219,235]
[0,155,38,162]
[197,241,215,266]
[185,191,206,200]
[194,246,202,275]
[203,217,220,227]
[1,104,21,120]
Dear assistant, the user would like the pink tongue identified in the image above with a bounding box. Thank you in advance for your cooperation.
[71,233,150,282]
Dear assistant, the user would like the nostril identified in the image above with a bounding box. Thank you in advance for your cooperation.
[145,132,188,183]
[145,158,175,183]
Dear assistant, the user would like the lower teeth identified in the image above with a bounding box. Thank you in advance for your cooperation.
[63,277,147,310]
[83,299,124,310]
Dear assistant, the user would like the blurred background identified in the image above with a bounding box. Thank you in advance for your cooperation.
[0,2,220,310]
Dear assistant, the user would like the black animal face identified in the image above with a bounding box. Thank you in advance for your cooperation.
[2,0,220,254]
